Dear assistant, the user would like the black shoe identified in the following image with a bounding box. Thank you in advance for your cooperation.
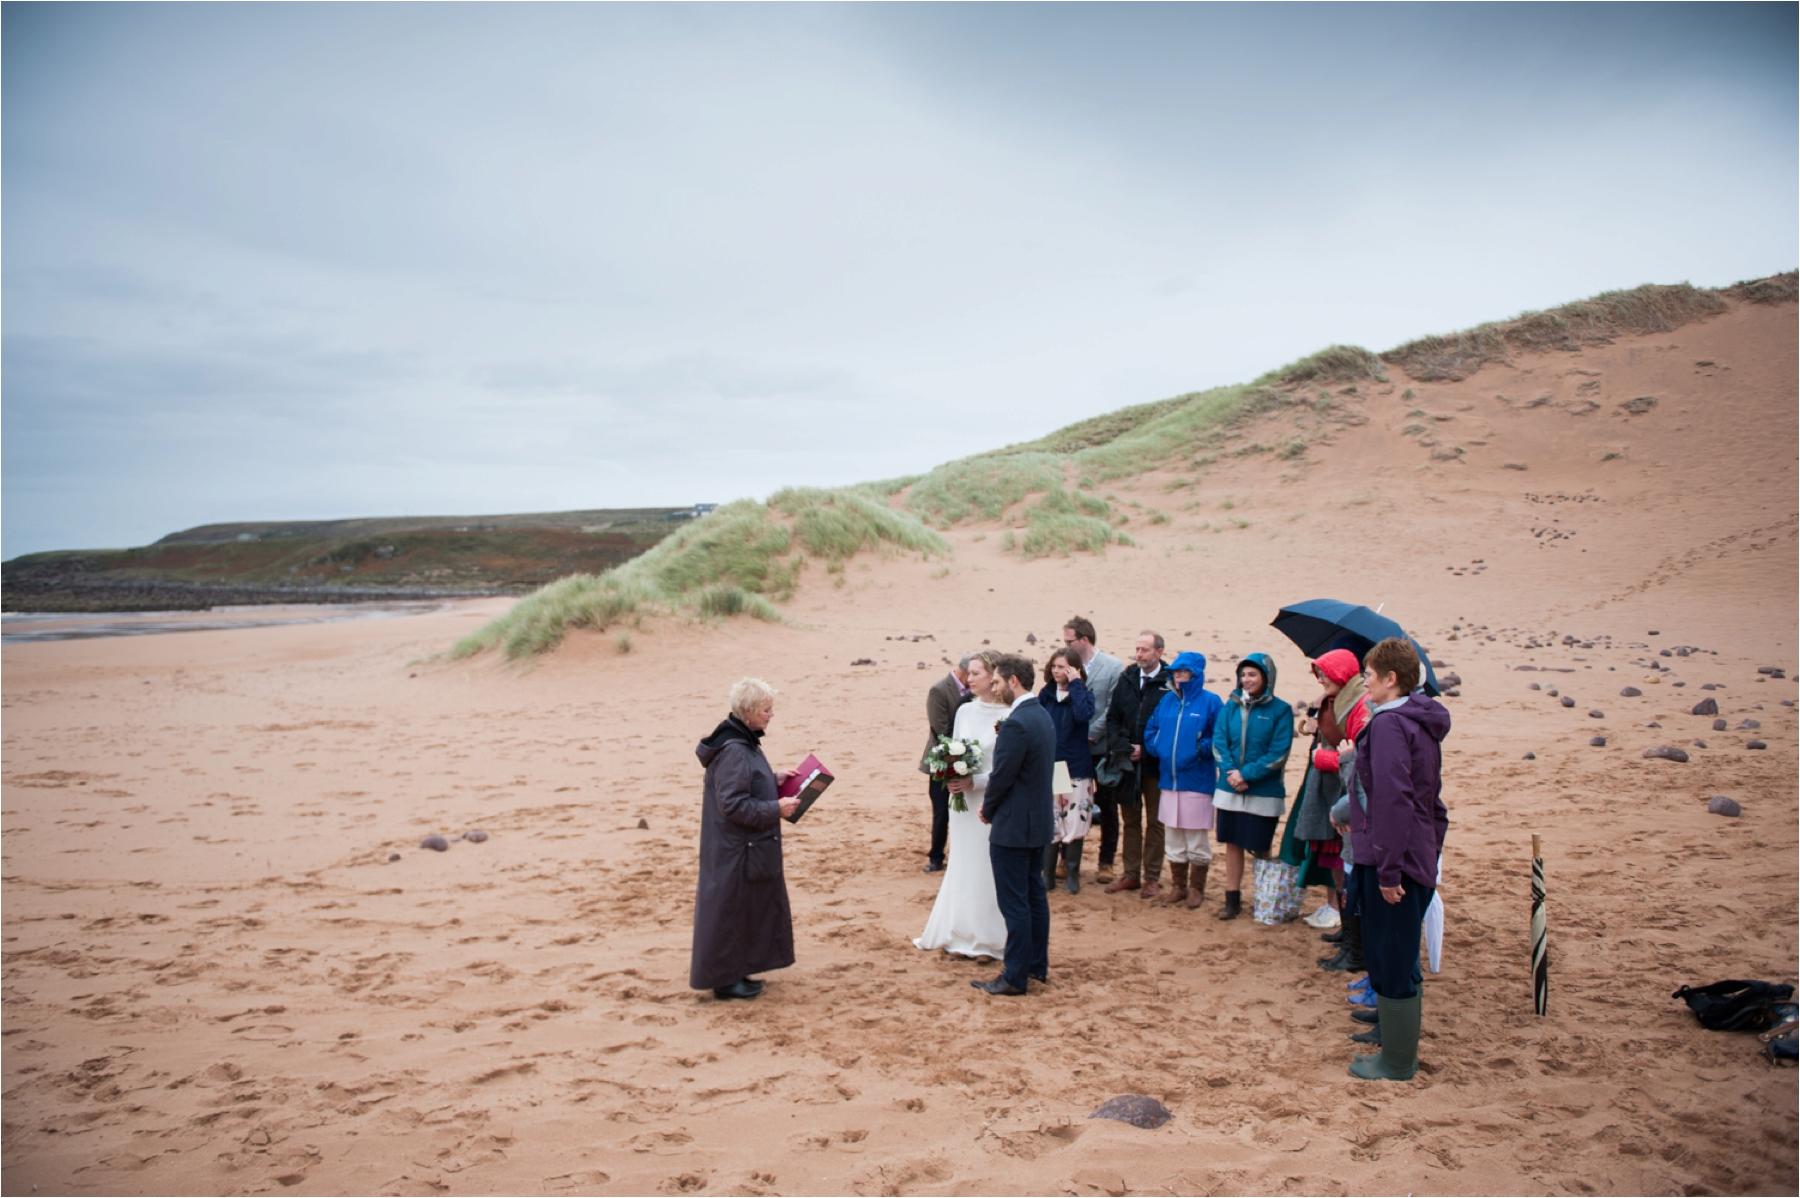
[1351,1024,1382,1045]
[923,861,945,874]
[1351,1008,1380,1025]
[1320,927,1346,944]
[1319,948,1354,971]
[1216,890,1242,921]
[713,979,764,1000]
[972,976,1027,996]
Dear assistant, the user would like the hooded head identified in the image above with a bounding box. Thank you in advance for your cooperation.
[1312,648,1360,689]
[1233,652,1278,704]
[1390,692,1452,744]
[1168,650,1208,698]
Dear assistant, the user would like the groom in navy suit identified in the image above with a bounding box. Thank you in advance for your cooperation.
[975,653,1056,996]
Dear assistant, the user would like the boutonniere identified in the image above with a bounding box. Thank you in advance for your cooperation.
[994,719,1005,735]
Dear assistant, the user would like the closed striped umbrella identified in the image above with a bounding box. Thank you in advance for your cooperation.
[1531,834,1549,1016]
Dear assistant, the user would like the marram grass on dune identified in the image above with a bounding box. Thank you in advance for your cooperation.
[452,273,1788,659]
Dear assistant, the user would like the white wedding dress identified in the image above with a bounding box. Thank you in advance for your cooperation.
[913,698,1011,959]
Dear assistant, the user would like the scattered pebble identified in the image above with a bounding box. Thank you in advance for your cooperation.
[1620,686,1642,697]
[1758,666,1787,678]
[850,658,876,666]
[1025,633,1038,645]
[1560,696,1576,708]
[1589,710,1604,719]
[1589,736,1607,747]
[387,852,401,863]
[1548,688,1560,697]
[1523,752,1537,760]
[1690,698,1719,716]
[420,835,450,852]
[463,829,489,843]
[1090,1094,1172,1129]
[1643,746,1690,763]
[1738,719,1762,730]
[1529,683,1542,691]
[1693,739,1708,749]
[1747,740,1768,751]
[1712,718,1728,731]
[1701,683,1720,691]
[1706,796,1742,818]
[637,817,650,830]
[1646,721,1662,728]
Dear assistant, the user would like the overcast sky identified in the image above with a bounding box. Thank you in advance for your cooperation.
[4,2,1794,556]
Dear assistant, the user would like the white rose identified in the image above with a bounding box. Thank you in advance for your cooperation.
[953,761,970,775]
[947,741,966,756]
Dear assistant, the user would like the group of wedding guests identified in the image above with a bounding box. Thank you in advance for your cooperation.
[683,615,1449,1082]
[912,616,1449,1081]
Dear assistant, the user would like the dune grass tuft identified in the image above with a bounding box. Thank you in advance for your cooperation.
[769,487,949,561]
[450,573,654,660]
[905,453,1061,526]
[1383,282,1729,382]
[1272,344,1387,386]
[695,584,782,621]
[1727,271,1797,304]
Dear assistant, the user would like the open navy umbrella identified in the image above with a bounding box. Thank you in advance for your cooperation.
[1270,598,1441,696]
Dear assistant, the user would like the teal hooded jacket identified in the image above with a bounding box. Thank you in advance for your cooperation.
[1213,652,1294,799]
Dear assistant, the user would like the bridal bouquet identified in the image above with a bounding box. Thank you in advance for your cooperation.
[924,735,985,812]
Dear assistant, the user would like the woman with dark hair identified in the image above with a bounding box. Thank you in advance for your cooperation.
[1210,653,1294,921]
[690,677,801,1001]
[1040,647,1097,893]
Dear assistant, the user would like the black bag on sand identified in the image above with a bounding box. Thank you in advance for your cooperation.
[1672,980,1796,1032]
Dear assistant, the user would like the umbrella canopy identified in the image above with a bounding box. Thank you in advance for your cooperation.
[1270,598,1441,696]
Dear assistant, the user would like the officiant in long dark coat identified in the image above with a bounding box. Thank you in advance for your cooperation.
[689,678,801,1001]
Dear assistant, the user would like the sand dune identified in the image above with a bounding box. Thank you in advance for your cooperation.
[3,297,1796,1195]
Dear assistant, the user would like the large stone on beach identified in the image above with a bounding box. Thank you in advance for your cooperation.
[463,829,489,843]
[1690,698,1719,716]
[1746,740,1768,750]
[1620,687,1642,697]
[1712,718,1728,731]
[420,835,451,852]
[1560,696,1576,708]
[1589,736,1607,747]
[1643,746,1689,763]
[1707,796,1742,818]
[1090,1094,1172,1129]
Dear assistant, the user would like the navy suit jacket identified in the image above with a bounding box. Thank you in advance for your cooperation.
[981,697,1056,848]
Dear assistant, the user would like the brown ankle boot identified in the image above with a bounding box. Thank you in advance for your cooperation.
[1161,861,1189,905]
[1186,863,1209,909]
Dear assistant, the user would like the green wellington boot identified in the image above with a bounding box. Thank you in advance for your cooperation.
[1349,994,1419,1080]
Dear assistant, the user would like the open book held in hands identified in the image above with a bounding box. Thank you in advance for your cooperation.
[780,753,834,823]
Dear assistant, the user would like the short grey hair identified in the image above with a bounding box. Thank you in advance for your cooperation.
[1140,629,1165,651]
[728,677,777,720]
[956,653,974,670]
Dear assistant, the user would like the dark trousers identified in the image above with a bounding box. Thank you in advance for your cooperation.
[926,779,950,867]
[1093,776,1124,865]
[1357,867,1432,1000]
[990,841,1051,989]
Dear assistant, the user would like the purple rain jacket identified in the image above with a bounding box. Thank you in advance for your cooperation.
[1349,693,1451,889]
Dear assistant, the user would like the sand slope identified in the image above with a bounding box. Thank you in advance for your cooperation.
[3,297,1796,1196]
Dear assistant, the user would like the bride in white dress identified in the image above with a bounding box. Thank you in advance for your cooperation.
[914,652,1011,959]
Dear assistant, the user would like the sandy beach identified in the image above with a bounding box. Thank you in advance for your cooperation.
[4,299,1797,1196]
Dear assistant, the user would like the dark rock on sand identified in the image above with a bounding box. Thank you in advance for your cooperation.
[1025,633,1038,645]
[1548,688,1560,697]
[1090,1094,1172,1129]
[1691,698,1719,716]
[1529,683,1542,691]
[1440,672,1463,689]
[1707,796,1742,817]
[1643,746,1689,763]
[1620,686,1642,697]
[1758,666,1787,678]
[1694,740,1708,749]
[1738,719,1762,730]
[463,829,489,843]
[1712,718,1728,731]
[1589,710,1604,718]
[1589,736,1607,747]
[1747,740,1768,750]
[1523,752,1536,760]
[420,835,450,852]
[387,852,401,863]
[1560,696,1576,708]
[850,658,876,666]
[637,817,650,830]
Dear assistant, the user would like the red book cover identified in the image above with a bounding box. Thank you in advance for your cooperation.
[780,753,833,822]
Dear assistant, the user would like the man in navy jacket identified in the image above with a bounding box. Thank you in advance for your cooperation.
[976,653,1056,996]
